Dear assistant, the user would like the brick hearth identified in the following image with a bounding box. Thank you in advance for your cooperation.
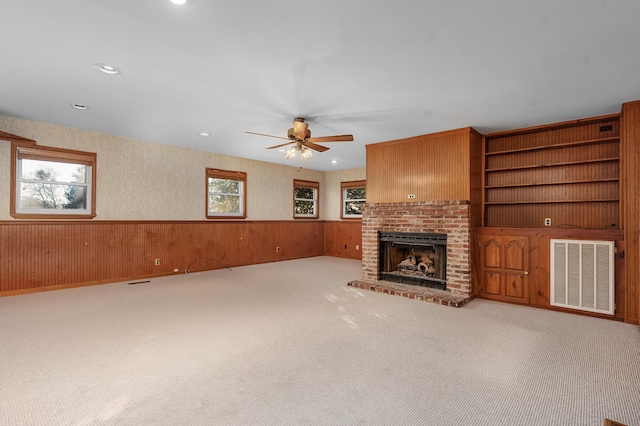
[347,279,473,307]
[357,200,473,303]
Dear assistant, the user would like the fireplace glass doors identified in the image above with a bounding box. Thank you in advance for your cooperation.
[379,231,447,290]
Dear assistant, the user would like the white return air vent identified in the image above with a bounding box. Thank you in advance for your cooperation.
[550,239,615,315]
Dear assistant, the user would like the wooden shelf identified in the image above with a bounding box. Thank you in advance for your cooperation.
[485,157,619,172]
[482,116,620,228]
[485,178,619,189]
[485,136,619,156]
[485,199,619,205]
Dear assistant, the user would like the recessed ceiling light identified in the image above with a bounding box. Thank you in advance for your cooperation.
[94,63,121,75]
[330,159,339,164]
[170,0,187,4]
[198,132,210,137]
[71,104,88,110]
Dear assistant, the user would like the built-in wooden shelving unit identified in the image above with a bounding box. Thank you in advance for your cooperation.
[482,114,621,228]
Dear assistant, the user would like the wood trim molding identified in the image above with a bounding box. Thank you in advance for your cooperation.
[293,179,319,219]
[10,142,97,219]
[340,180,366,220]
[483,113,621,138]
[365,126,479,149]
[622,99,640,109]
[0,130,37,145]
[621,101,640,324]
[205,167,248,220]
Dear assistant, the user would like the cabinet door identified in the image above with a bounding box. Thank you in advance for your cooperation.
[483,271,502,297]
[504,272,526,300]
[479,236,504,300]
[481,237,502,269]
[502,237,529,303]
[478,235,530,304]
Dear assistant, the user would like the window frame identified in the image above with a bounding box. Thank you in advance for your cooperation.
[340,180,366,220]
[206,168,247,219]
[293,179,319,219]
[10,142,97,219]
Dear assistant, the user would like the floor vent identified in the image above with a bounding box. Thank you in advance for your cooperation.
[550,239,615,315]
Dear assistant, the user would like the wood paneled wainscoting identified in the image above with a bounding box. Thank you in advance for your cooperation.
[474,227,627,323]
[0,220,342,295]
[324,221,362,260]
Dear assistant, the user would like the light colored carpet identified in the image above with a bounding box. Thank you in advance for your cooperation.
[1,256,639,426]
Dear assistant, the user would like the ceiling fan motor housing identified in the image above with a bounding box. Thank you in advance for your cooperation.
[287,127,311,140]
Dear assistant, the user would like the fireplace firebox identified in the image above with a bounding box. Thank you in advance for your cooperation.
[379,231,447,290]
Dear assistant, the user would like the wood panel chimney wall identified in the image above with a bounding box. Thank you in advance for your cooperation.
[621,100,640,324]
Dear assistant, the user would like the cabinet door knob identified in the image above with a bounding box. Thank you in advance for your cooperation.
[523,271,529,275]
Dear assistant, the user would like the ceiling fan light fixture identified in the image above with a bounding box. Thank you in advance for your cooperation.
[300,146,314,161]
[284,145,298,160]
[284,143,314,161]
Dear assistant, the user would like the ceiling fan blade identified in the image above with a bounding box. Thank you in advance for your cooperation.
[306,134,353,143]
[266,141,294,149]
[304,141,330,152]
[245,131,290,141]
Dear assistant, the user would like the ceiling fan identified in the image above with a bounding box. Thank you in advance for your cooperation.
[245,117,353,161]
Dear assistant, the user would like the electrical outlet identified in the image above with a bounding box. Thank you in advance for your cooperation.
[155,258,160,265]
[276,247,280,252]
[356,245,360,250]
[544,218,551,227]
[174,268,179,272]
[408,194,416,199]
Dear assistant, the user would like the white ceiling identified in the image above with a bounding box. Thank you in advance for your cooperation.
[2,0,639,171]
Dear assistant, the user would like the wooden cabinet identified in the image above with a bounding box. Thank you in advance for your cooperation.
[483,114,620,228]
[478,235,530,304]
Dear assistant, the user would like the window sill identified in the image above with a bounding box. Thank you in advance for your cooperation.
[11,213,96,220]
[206,215,247,220]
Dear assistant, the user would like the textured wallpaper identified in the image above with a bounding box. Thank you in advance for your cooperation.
[323,168,367,221]
[0,116,365,221]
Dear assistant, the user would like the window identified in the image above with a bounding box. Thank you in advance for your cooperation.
[341,180,366,219]
[11,143,96,218]
[206,168,246,219]
[293,179,319,218]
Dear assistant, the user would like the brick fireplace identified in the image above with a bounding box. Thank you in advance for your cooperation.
[379,231,448,290]
[349,200,473,306]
